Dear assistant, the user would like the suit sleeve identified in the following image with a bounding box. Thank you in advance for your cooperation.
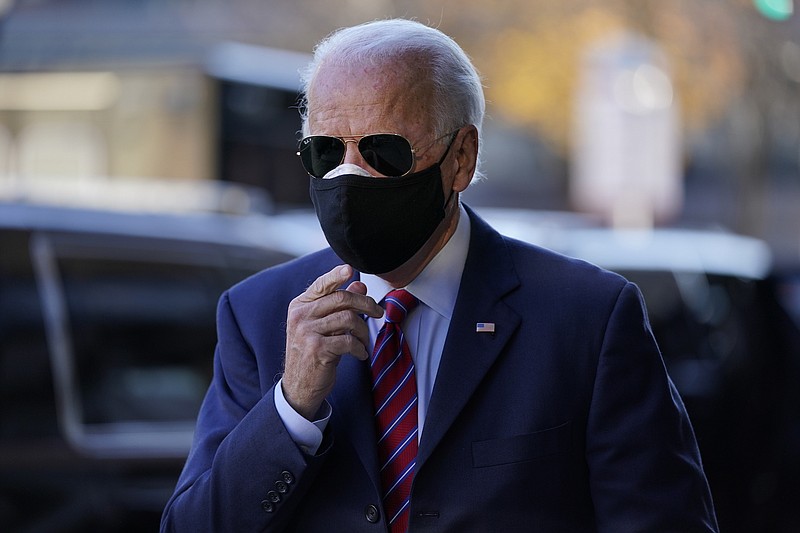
[586,282,719,532]
[160,291,330,532]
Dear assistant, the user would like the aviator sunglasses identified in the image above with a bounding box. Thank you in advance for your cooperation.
[297,130,458,179]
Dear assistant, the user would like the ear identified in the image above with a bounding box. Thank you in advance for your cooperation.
[450,125,479,193]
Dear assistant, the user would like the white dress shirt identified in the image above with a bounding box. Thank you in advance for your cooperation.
[275,204,471,455]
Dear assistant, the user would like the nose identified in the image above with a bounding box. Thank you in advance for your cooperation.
[341,139,366,167]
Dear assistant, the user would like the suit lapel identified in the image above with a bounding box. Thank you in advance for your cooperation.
[417,205,521,466]
[330,353,382,492]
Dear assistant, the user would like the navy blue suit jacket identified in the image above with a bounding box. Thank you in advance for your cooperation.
[162,206,718,532]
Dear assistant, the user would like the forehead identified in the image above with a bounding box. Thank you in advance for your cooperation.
[306,59,434,136]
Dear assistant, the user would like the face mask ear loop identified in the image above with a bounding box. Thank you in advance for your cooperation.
[436,130,459,167]
[412,129,460,174]
[438,129,461,211]
[443,184,459,213]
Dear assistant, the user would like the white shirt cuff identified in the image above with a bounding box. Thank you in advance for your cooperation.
[274,378,331,455]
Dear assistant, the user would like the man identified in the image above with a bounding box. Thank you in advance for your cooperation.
[161,19,718,532]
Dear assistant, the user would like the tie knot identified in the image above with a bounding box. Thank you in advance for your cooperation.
[383,289,418,324]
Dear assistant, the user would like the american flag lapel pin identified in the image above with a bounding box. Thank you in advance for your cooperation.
[476,322,495,334]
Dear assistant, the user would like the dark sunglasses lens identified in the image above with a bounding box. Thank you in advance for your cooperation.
[358,134,413,177]
[300,136,345,178]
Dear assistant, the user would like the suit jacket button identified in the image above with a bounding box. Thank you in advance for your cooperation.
[261,500,274,513]
[275,480,289,494]
[365,504,380,524]
[281,470,295,485]
[267,490,281,503]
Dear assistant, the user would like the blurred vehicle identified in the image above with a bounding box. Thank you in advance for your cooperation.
[1,200,797,532]
[0,200,325,532]
[477,207,799,533]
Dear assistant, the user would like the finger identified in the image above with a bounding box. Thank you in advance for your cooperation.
[329,289,383,319]
[300,266,382,317]
[308,309,371,361]
[301,264,353,302]
[345,280,383,318]
[291,265,382,320]
[346,280,367,295]
[344,281,383,319]
[324,332,370,361]
[318,309,371,344]
[348,316,372,356]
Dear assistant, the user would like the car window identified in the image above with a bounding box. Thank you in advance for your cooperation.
[0,230,59,440]
[621,270,758,395]
[59,254,222,425]
[29,231,289,457]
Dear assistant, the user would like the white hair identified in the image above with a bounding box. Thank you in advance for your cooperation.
[299,18,486,180]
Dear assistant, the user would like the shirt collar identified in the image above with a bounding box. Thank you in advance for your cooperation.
[362,203,471,320]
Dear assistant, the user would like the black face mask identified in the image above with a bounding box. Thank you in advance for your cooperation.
[309,161,448,274]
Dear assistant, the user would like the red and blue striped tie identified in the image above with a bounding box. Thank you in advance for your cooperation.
[371,289,419,532]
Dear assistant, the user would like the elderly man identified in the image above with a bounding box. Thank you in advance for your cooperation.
[161,19,718,532]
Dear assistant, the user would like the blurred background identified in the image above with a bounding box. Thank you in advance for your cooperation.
[0,0,798,531]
